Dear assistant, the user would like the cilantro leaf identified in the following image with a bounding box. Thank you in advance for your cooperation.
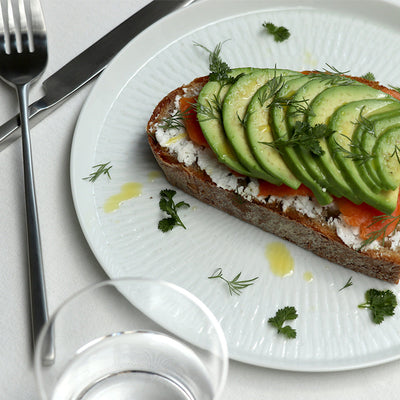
[358,289,397,324]
[262,22,290,42]
[158,189,190,232]
[268,306,298,338]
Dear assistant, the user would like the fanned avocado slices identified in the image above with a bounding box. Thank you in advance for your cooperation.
[195,66,400,213]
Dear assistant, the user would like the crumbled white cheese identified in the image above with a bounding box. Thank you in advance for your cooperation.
[331,217,380,251]
[390,231,400,250]
[268,194,325,219]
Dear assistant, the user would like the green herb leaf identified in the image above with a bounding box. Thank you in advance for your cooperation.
[333,134,374,164]
[339,276,353,291]
[83,162,112,182]
[262,22,290,42]
[261,121,334,157]
[194,41,238,84]
[359,214,400,249]
[358,289,397,324]
[159,108,192,130]
[208,268,258,296]
[158,189,190,232]
[309,64,355,86]
[268,306,298,338]
[352,106,376,137]
[361,72,376,81]
[391,144,400,164]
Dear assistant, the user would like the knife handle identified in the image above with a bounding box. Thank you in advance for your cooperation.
[0,98,50,150]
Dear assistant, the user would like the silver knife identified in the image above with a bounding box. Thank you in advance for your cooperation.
[0,0,196,151]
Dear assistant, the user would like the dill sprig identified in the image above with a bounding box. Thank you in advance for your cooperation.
[310,64,355,86]
[159,108,192,130]
[269,95,315,118]
[196,94,222,123]
[359,214,400,250]
[352,107,375,137]
[361,72,376,81]
[83,162,112,182]
[339,276,353,291]
[208,268,258,296]
[257,74,285,106]
[391,144,400,164]
[333,135,374,164]
[261,121,334,157]
[194,41,239,85]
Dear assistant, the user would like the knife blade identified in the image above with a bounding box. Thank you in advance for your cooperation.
[0,0,196,150]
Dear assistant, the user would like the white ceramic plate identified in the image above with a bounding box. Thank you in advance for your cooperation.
[70,0,400,372]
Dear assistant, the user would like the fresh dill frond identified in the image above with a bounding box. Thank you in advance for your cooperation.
[262,22,291,43]
[391,144,400,164]
[208,268,258,296]
[333,135,374,164]
[359,214,400,249]
[261,121,334,157]
[389,85,400,93]
[361,72,376,81]
[285,97,316,118]
[352,107,375,137]
[269,95,315,118]
[83,162,112,182]
[196,95,222,123]
[194,41,238,84]
[159,108,191,130]
[257,74,285,106]
[339,276,353,291]
[310,64,355,86]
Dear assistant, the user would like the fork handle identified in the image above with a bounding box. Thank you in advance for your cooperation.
[17,84,54,364]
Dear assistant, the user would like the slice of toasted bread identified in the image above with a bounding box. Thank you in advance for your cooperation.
[147,76,400,284]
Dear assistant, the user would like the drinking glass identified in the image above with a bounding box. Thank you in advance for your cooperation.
[34,277,228,400]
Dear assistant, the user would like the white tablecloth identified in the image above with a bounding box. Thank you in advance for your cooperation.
[2,0,400,399]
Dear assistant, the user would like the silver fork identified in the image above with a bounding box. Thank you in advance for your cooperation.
[0,0,54,363]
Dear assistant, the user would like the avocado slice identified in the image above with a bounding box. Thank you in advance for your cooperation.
[304,84,390,205]
[358,106,400,190]
[373,124,400,190]
[245,74,303,189]
[269,76,333,205]
[221,68,301,183]
[329,98,399,213]
[197,68,255,176]
[286,78,355,198]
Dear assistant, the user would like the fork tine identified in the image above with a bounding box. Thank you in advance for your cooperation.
[0,1,7,54]
[6,0,18,54]
[29,0,45,40]
[17,0,30,52]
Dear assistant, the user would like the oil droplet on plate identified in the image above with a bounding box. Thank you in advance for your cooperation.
[303,271,313,282]
[148,170,161,182]
[265,242,294,277]
[104,182,142,213]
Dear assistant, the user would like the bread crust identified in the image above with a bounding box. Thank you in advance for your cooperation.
[147,76,400,284]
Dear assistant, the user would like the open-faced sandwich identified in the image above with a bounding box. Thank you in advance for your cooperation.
[147,44,400,284]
